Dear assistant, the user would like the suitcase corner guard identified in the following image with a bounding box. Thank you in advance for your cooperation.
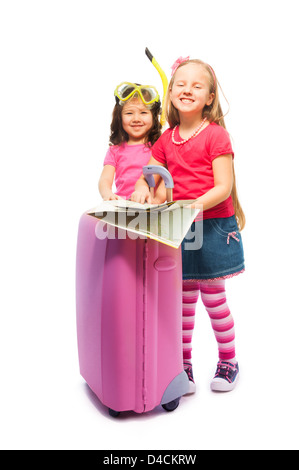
[160,371,189,405]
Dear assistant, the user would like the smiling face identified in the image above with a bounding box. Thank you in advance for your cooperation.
[121,97,153,144]
[170,63,214,120]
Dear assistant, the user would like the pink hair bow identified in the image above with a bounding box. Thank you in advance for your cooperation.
[171,56,190,76]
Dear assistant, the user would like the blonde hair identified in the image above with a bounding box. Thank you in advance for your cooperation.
[165,59,245,231]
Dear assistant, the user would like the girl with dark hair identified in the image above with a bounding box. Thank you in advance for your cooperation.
[98,82,163,201]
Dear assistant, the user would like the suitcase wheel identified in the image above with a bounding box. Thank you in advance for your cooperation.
[162,397,180,412]
[108,408,120,417]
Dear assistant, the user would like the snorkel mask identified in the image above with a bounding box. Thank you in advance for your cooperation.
[114,49,168,126]
[114,82,160,107]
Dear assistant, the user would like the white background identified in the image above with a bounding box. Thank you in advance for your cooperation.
[1,0,298,450]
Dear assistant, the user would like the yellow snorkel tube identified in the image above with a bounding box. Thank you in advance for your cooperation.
[145,48,168,127]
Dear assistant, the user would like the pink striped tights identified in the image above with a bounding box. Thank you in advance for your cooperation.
[182,279,236,366]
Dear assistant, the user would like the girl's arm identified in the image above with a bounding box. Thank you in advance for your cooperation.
[131,156,167,204]
[98,165,123,200]
[152,179,167,204]
[190,154,233,210]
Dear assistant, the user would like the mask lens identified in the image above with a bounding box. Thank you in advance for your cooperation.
[117,83,135,100]
[140,86,158,104]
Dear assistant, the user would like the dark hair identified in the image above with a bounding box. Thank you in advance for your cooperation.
[109,86,162,147]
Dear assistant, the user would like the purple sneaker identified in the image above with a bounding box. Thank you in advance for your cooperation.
[184,362,196,394]
[210,360,239,392]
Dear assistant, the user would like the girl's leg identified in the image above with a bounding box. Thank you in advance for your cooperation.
[182,280,200,393]
[199,279,236,361]
[182,280,200,367]
[199,279,239,391]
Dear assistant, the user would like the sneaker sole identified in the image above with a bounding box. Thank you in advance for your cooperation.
[210,373,239,392]
[184,381,196,395]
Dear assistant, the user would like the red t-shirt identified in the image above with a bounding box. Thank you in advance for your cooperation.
[151,122,235,219]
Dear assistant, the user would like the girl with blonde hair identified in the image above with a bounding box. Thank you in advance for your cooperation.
[132,57,245,393]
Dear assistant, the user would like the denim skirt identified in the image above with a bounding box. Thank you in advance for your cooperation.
[181,215,245,281]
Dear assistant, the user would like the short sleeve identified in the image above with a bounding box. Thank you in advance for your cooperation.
[207,125,234,161]
[103,146,118,167]
[151,132,168,165]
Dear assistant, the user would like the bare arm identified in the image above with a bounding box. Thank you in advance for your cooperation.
[152,179,167,204]
[131,156,167,204]
[98,165,123,200]
[190,154,233,210]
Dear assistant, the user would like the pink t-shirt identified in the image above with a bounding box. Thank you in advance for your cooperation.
[103,143,152,199]
[151,122,235,219]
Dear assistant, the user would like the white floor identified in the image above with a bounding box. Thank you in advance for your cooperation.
[1,256,298,450]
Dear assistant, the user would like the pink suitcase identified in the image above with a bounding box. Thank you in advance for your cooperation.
[76,167,189,416]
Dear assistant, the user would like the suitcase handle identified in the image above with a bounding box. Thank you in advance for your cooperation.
[143,165,174,202]
[143,165,174,188]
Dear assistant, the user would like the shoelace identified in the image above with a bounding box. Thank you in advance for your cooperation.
[184,364,195,383]
[215,361,237,383]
